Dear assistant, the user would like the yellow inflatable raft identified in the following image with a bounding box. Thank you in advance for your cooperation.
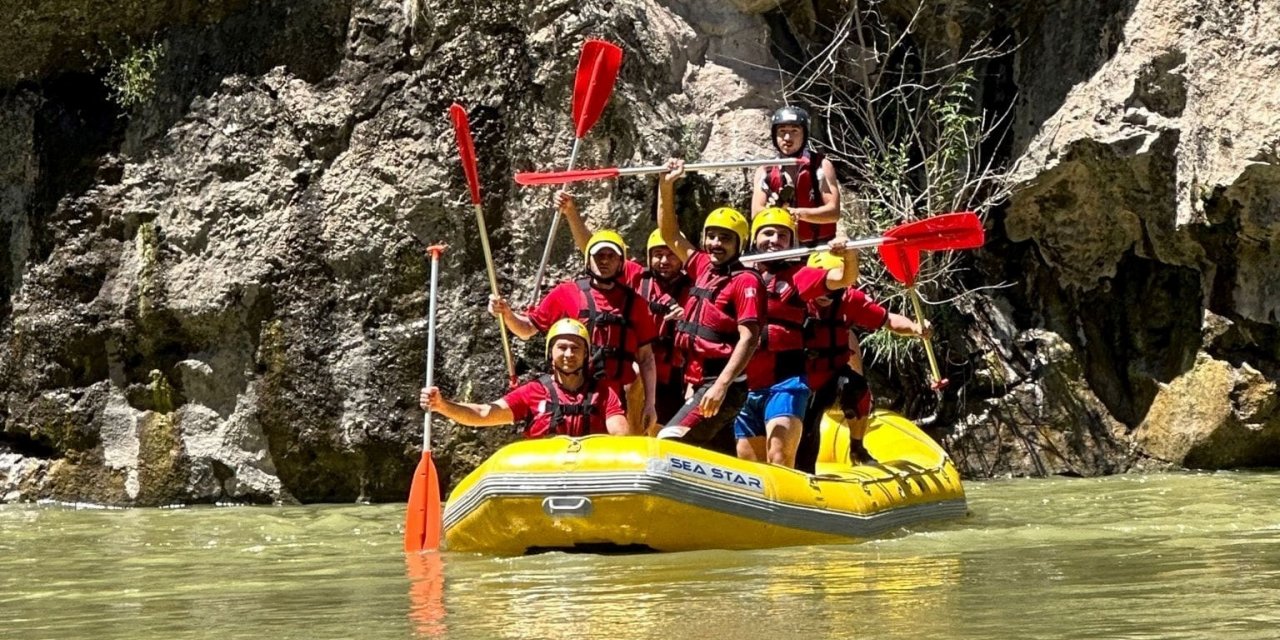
[442,410,966,555]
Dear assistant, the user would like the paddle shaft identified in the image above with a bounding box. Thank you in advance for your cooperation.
[471,203,518,388]
[907,286,943,386]
[738,236,890,265]
[618,157,800,177]
[422,246,443,451]
[530,138,582,299]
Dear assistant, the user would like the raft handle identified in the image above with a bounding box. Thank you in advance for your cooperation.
[542,496,594,518]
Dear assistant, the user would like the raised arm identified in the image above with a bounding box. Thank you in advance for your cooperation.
[489,295,538,339]
[420,387,515,427]
[556,190,593,253]
[750,166,769,214]
[657,159,697,263]
[823,237,860,291]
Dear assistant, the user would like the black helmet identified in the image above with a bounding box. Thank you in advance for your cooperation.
[770,105,810,155]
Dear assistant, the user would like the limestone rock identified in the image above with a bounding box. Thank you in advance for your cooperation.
[3,0,1279,502]
[1133,354,1280,469]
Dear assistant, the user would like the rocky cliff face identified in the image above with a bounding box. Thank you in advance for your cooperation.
[1,0,1276,505]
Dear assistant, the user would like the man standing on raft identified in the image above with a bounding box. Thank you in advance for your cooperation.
[734,209,860,467]
[751,106,841,247]
[655,160,765,447]
[795,251,931,471]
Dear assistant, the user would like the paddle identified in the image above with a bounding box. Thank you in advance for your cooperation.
[404,244,446,553]
[739,211,983,265]
[514,157,803,187]
[530,38,623,298]
[449,103,518,389]
[877,214,987,392]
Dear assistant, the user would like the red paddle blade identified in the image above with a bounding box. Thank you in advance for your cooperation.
[449,103,483,206]
[880,243,921,286]
[403,451,442,553]
[514,166,622,186]
[883,211,985,252]
[571,39,623,139]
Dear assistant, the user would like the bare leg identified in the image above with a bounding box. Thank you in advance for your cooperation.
[737,436,765,461]
[765,416,802,467]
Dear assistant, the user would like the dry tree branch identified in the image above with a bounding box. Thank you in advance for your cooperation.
[779,0,1019,373]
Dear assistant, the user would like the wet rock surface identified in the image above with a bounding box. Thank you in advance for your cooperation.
[1,0,1277,504]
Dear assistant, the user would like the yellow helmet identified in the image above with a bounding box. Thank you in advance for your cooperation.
[645,228,668,254]
[807,250,843,270]
[702,207,749,253]
[545,318,590,354]
[750,207,796,243]
[584,230,628,262]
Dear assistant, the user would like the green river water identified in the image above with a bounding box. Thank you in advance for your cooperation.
[3,472,1279,639]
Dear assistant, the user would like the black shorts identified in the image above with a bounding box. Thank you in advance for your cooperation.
[665,377,749,449]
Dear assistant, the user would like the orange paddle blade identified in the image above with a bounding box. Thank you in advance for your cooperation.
[449,103,483,206]
[514,166,621,186]
[403,451,442,553]
[572,39,623,138]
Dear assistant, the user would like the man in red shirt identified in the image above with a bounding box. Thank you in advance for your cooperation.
[489,230,659,434]
[555,191,692,429]
[733,208,860,467]
[655,160,765,448]
[796,251,930,471]
[419,318,628,437]
[750,105,841,246]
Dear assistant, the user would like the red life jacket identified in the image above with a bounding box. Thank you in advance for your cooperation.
[637,270,691,384]
[674,265,760,366]
[760,267,808,353]
[766,149,834,246]
[803,298,851,376]
[574,277,638,383]
[525,374,601,438]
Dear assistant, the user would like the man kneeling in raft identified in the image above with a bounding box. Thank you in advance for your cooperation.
[420,318,629,437]
[654,159,766,446]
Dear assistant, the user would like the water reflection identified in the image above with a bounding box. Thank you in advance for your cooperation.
[406,553,446,638]
[6,473,1280,640]
[408,545,964,640]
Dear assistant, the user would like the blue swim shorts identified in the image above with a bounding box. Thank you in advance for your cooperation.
[733,375,811,439]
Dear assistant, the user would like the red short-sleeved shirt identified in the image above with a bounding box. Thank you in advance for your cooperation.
[679,251,766,383]
[837,287,889,331]
[619,259,646,289]
[804,287,889,390]
[745,263,832,388]
[503,377,624,438]
[527,278,658,386]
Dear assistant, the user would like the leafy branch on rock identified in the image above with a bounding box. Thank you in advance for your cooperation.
[99,39,167,109]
